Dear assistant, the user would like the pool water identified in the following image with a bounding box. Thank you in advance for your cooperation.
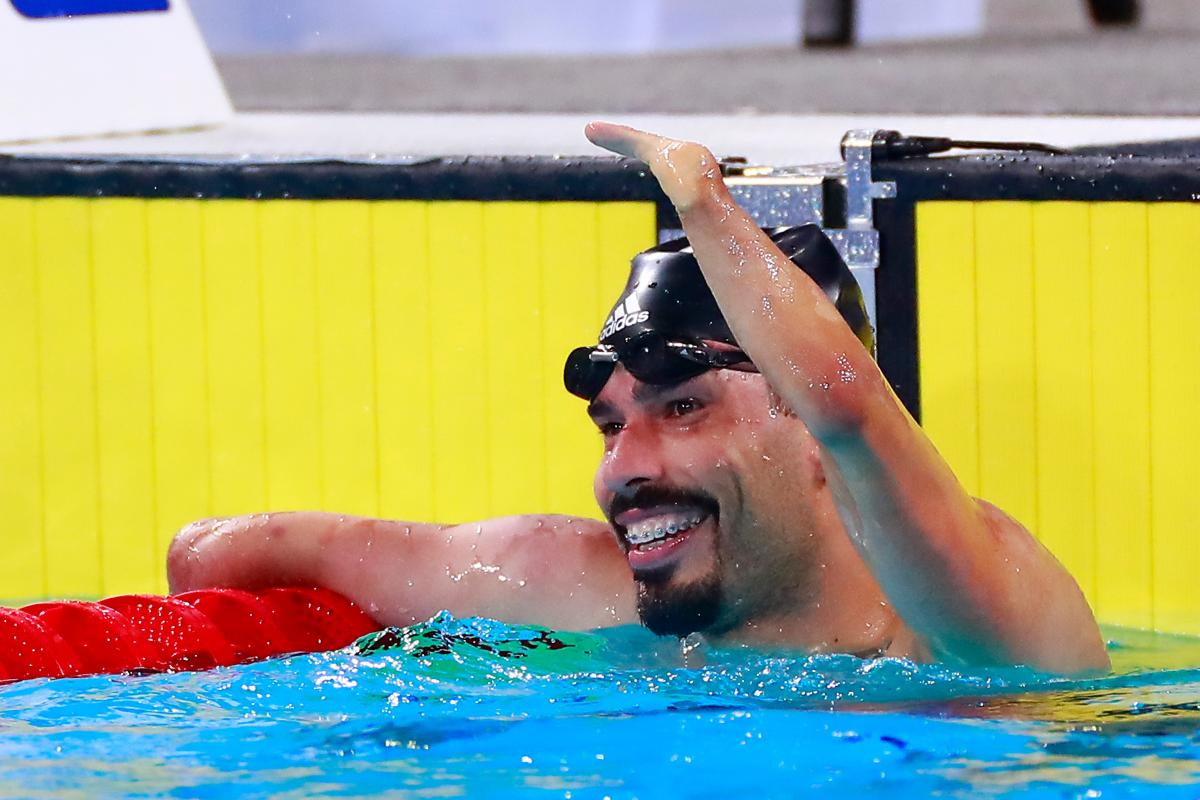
[1,613,1199,798]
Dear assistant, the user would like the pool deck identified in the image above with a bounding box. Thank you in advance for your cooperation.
[5,112,1200,166]
[4,0,1200,162]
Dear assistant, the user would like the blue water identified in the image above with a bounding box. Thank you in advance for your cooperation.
[1,613,1199,798]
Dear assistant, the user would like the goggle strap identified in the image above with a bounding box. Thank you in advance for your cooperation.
[709,350,753,367]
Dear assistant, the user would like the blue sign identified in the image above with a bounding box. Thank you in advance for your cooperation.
[11,0,168,18]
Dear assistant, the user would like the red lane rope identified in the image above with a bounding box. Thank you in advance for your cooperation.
[0,607,81,680]
[175,589,289,662]
[23,600,155,675]
[0,587,378,683]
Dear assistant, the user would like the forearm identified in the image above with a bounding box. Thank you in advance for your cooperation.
[167,512,367,594]
[587,123,881,436]
[681,189,886,436]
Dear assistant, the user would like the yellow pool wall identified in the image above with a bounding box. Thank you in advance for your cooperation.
[917,200,1200,636]
[0,196,656,599]
[2,192,1195,638]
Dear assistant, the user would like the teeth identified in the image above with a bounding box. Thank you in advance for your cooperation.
[625,513,704,548]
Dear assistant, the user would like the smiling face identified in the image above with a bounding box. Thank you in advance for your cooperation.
[588,366,832,638]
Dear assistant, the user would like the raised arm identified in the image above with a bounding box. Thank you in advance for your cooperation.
[586,122,1107,672]
[168,512,637,631]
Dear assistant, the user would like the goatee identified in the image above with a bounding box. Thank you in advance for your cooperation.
[636,571,724,637]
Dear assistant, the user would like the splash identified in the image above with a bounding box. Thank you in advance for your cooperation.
[0,614,1197,797]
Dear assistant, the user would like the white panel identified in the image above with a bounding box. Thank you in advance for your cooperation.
[0,0,230,143]
[189,0,802,56]
[856,0,985,42]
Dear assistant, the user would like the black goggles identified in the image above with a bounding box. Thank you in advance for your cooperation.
[563,331,755,400]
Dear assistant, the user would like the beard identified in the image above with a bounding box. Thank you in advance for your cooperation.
[608,483,727,638]
[636,569,724,638]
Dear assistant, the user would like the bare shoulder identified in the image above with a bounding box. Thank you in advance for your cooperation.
[974,499,1075,576]
[971,498,1110,673]
[975,498,1031,538]
[972,497,1082,599]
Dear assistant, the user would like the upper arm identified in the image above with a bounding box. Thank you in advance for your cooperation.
[319,513,637,629]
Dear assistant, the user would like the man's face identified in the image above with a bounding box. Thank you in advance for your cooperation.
[588,366,824,638]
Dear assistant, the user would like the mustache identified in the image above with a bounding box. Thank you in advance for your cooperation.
[607,484,720,527]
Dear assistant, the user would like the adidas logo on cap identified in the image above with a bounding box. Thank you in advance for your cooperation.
[600,289,650,340]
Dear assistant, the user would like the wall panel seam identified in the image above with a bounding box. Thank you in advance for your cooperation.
[970,202,983,494]
[30,201,49,598]
[198,205,216,518]
[86,202,104,594]
[368,204,383,518]
[1143,202,1156,630]
[141,200,162,585]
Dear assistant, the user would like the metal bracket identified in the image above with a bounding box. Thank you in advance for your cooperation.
[667,129,898,329]
[827,129,897,325]
[725,171,829,229]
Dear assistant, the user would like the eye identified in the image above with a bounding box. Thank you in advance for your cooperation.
[666,398,702,418]
[596,421,625,438]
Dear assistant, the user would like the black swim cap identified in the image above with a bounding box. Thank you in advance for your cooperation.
[562,225,874,400]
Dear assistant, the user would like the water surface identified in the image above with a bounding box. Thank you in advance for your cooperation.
[1,613,1198,798]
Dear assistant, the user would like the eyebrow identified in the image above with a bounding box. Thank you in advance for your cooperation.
[587,398,616,421]
[632,381,670,404]
[586,389,664,421]
[587,374,711,420]
[632,375,707,405]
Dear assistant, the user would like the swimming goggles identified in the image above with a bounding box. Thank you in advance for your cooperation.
[563,331,755,400]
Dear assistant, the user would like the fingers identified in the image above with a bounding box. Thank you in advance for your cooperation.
[583,121,663,161]
[585,121,721,212]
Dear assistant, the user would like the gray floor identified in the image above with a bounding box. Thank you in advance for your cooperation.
[214,1,1200,116]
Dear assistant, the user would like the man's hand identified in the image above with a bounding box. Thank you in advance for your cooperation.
[585,122,725,213]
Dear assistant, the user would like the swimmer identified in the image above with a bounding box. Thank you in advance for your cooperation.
[169,123,1108,673]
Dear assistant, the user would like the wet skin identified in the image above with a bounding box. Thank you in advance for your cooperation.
[589,366,917,657]
[170,122,1109,674]
[169,367,919,659]
[580,122,1108,674]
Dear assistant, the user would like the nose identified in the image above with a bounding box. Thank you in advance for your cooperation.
[598,419,667,498]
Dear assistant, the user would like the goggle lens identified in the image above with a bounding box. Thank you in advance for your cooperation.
[563,334,752,400]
